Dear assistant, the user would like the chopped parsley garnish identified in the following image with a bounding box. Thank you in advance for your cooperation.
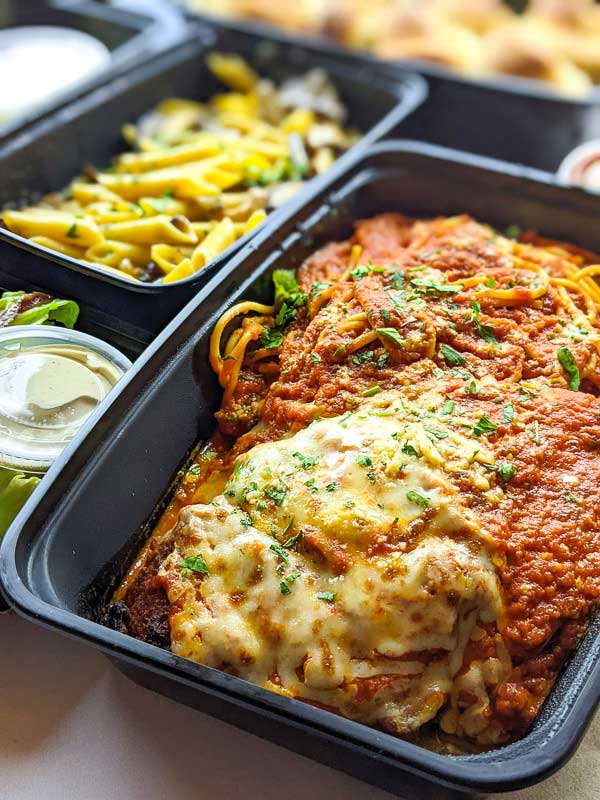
[472,415,498,438]
[270,543,290,563]
[406,490,430,508]
[410,278,460,294]
[333,344,346,358]
[265,486,286,505]
[402,442,419,456]
[424,426,449,440]
[280,581,291,595]
[441,398,455,416]
[356,455,373,467]
[281,516,294,537]
[282,529,302,549]
[470,299,498,343]
[389,272,404,289]
[380,308,391,321]
[66,223,78,238]
[272,269,307,328]
[503,403,515,423]
[505,224,521,240]
[178,554,209,575]
[484,276,497,288]
[317,591,336,602]
[293,452,318,469]
[557,346,580,391]
[477,323,498,345]
[309,352,321,364]
[351,349,374,366]
[498,462,517,482]
[239,512,253,528]
[440,344,465,366]
[325,482,337,492]
[309,281,330,299]
[258,327,284,350]
[362,385,382,397]
[375,327,404,347]
[351,265,370,281]
[366,472,377,484]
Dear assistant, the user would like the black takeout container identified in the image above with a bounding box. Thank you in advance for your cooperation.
[5,141,600,798]
[184,11,600,173]
[0,0,188,144]
[0,25,426,335]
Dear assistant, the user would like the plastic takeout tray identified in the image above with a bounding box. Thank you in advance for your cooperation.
[184,12,600,172]
[6,142,600,797]
[0,25,426,334]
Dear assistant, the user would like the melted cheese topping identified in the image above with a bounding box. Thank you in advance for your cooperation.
[159,390,506,738]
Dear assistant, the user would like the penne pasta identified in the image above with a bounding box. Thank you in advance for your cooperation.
[85,240,151,268]
[4,209,102,247]
[30,236,87,259]
[1,53,357,284]
[101,215,198,246]
[190,217,236,273]
[151,244,190,275]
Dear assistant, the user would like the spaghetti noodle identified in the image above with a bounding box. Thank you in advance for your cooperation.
[210,214,600,402]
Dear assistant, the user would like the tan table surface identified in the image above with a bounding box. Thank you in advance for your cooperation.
[1,612,599,800]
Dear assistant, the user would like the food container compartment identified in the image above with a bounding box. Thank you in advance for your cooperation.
[185,13,600,173]
[0,0,189,144]
[0,27,426,335]
[7,141,600,796]
[0,266,146,611]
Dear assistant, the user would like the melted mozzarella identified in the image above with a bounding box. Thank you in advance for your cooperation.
[159,390,506,738]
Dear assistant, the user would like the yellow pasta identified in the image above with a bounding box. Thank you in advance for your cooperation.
[30,236,86,259]
[1,52,357,285]
[150,244,190,275]
[206,52,259,92]
[84,201,144,224]
[3,209,102,247]
[162,259,194,284]
[115,137,224,174]
[191,217,237,272]
[85,241,151,268]
[101,215,198,246]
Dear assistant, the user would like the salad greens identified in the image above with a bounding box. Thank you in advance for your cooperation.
[0,290,79,328]
[0,288,80,539]
[0,468,39,539]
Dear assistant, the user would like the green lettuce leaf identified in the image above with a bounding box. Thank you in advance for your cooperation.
[272,269,307,328]
[0,468,40,539]
[0,291,79,328]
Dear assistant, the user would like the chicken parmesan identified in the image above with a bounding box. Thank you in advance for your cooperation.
[110,212,600,750]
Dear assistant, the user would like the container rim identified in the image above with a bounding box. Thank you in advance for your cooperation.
[0,28,427,294]
[3,140,599,794]
[0,0,191,143]
[184,9,600,106]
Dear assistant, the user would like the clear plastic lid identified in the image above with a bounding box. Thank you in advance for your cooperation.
[0,326,131,474]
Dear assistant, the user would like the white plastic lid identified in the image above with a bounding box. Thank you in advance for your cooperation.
[0,26,111,123]
[0,326,131,473]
